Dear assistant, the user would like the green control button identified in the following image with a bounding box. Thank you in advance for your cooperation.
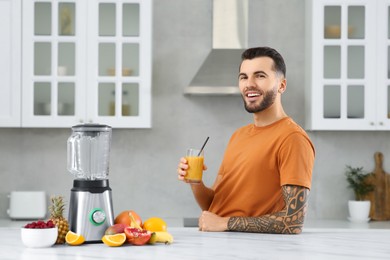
[89,208,106,226]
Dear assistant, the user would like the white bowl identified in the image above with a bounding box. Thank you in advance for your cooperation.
[21,227,58,248]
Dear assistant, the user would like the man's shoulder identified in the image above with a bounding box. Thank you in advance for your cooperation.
[280,118,315,152]
[279,117,309,136]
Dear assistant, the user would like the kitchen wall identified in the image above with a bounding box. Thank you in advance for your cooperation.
[1,0,390,222]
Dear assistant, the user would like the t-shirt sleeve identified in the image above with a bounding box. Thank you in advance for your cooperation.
[278,132,315,189]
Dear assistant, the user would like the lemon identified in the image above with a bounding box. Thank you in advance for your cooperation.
[65,231,85,246]
[143,217,167,232]
[102,233,126,247]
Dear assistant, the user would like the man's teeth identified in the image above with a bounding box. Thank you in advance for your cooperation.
[248,93,260,97]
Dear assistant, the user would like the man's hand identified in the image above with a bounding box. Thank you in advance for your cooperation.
[198,211,229,232]
[177,157,207,182]
[177,157,188,182]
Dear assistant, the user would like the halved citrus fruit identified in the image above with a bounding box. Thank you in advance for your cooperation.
[65,231,85,246]
[102,233,127,247]
[142,217,167,232]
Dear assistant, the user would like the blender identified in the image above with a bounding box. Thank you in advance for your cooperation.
[67,124,115,242]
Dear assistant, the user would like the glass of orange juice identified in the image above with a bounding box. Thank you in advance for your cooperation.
[185,148,204,183]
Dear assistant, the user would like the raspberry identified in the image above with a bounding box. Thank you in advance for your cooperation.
[24,220,56,229]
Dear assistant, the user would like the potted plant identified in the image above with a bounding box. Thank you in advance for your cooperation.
[345,165,375,222]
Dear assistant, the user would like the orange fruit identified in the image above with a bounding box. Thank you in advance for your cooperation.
[142,217,167,232]
[102,233,126,247]
[65,231,85,246]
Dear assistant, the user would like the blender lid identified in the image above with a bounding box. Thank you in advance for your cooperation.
[71,124,112,132]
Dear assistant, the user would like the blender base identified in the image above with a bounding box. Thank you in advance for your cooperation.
[68,180,114,242]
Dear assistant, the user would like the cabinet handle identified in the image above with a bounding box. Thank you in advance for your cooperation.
[379,122,384,126]
[79,119,84,123]
[88,119,93,123]
[370,122,375,126]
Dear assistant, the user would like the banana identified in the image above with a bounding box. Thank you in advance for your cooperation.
[148,231,173,245]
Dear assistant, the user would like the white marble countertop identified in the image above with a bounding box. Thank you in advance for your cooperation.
[1,220,390,260]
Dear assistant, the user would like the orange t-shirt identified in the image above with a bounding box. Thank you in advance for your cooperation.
[208,117,315,217]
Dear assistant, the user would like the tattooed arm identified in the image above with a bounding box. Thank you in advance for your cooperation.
[227,185,309,234]
[198,185,309,234]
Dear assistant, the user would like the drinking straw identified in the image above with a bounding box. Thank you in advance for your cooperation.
[198,136,210,156]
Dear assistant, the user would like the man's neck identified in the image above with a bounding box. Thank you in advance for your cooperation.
[252,105,287,127]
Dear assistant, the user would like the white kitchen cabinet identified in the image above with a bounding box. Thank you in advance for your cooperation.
[22,0,152,128]
[0,0,21,127]
[305,0,390,130]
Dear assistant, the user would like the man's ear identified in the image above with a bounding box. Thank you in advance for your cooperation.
[278,78,287,94]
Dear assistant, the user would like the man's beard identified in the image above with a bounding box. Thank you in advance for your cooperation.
[242,86,278,113]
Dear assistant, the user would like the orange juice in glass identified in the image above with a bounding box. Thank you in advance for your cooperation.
[185,149,204,183]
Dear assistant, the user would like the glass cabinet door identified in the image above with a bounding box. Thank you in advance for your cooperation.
[33,2,77,117]
[22,0,151,128]
[310,0,376,130]
[96,3,140,118]
[23,0,85,127]
[89,1,151,128]
[323,4,367,120]
[307,0,390,130]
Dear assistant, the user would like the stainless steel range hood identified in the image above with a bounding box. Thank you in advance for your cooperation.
[185,0,261,95]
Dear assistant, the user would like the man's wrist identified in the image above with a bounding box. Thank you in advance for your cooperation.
[227,217,233,231]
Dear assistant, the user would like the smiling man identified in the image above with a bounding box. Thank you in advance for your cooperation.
[177,47,315,234]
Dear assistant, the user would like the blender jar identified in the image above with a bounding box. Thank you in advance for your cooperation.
[67,124,112,180]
